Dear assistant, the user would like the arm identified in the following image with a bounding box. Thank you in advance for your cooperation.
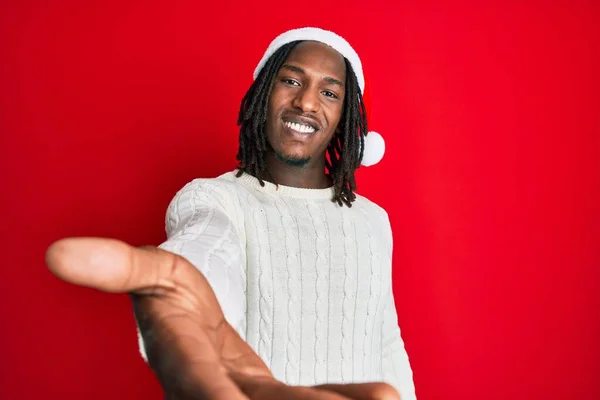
[47,235,401,397]
[136,179,247,361]
[381,285,417,400]
[380,209,417,399]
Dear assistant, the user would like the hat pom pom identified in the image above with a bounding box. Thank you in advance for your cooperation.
[361,131,385,166]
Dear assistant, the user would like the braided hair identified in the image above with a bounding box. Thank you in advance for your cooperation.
[235,40,368,207]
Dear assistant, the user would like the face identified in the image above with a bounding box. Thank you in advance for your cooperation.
[265,41,346,168]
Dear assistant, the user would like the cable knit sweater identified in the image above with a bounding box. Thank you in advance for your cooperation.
[137,170,416,399]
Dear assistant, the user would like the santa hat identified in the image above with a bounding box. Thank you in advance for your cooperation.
[253,27,385,167]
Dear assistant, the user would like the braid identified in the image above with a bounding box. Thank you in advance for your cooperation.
[327,58,367,207]
[235,41,299,186]
[236,42,368,207]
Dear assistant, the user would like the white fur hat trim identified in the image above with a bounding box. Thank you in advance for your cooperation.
[253,27,365,92]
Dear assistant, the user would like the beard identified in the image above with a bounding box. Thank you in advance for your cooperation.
[274,150,311,168]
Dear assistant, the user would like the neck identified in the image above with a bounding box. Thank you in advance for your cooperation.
[261,152,332,189]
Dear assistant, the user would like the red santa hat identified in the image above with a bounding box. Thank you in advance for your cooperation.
[253,27,385,167]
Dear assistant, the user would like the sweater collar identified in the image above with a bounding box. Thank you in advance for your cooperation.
[234,170,335,200]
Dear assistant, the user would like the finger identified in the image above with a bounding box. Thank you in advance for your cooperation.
[163,357,251,400]
[220,323,273,378]
[232,374,353,400]
[315,382,400,400]
[46,237,200,295]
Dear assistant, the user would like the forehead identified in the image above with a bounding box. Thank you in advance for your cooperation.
[283,41,346,81]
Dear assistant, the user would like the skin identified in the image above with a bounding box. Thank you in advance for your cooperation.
[45,42,400,400]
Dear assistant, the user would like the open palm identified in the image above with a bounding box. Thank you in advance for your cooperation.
[46,238,400,400]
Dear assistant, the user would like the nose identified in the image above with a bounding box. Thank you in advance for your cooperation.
[292,86,320,114]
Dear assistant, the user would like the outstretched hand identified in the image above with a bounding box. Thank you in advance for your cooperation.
[46,238,400,400]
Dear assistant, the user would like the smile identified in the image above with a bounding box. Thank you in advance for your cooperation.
[284,121,316,134]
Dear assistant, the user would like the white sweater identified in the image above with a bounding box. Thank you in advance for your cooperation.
[137,170,416,399]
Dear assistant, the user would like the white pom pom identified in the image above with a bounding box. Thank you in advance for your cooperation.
[361,131,385,166]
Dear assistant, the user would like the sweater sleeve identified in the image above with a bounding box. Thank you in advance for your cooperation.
[136,179,247,362]
[381,284,417,400]
[380,209,417,400]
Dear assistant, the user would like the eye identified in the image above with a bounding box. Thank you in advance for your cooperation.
[322,90,339,99]
[281,78,300,86]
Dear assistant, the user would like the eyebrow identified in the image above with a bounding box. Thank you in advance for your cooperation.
[281,64,345,88]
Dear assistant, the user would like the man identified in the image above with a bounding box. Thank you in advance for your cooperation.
[46,27,416,400]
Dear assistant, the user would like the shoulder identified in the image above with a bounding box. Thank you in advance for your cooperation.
[166,170,246,213]
[353,192,391,225]
[174,170,244,197]
[353,192,394,245]
[353,192,395,258]
[175,170,239,193]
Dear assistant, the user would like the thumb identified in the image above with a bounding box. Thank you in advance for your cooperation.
[46,237,182,294]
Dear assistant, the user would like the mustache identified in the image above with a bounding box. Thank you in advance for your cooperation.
[282,111,320,123]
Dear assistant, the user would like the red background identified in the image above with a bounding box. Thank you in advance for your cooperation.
[1,1,599,399]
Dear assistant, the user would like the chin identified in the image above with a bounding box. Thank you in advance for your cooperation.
[275,151,311,168]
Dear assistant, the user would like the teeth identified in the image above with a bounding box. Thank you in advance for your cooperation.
[285,121,315,133]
